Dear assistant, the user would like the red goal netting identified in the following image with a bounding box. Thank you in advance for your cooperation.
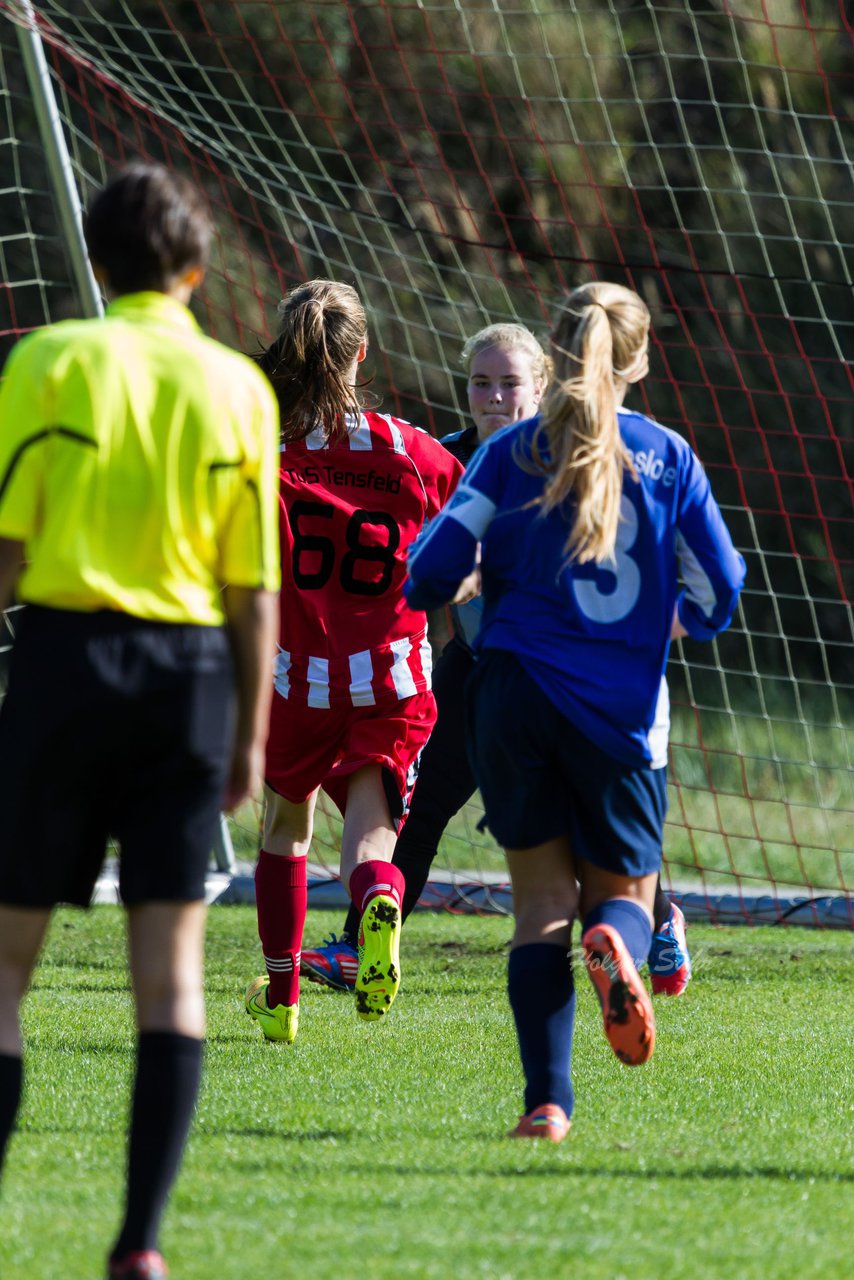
[1,0,851,924]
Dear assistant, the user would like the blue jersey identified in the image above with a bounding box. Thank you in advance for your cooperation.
[406,408,746,768]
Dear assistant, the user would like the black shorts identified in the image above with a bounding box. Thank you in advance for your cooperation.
[466,649,667,877]
[0,605,233,908]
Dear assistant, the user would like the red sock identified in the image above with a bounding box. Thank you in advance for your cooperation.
[348,859,405,919]
[254,850,307,1008]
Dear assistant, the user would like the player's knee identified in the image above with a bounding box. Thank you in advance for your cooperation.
[133,969,204,1034]
[261,823,312,857]
[262,796,312,853]
[513,885,577,940]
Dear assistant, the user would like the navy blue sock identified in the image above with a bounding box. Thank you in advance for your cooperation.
[507,943,575,1117]
[583,899,652,970]
[0,1053,23,1179]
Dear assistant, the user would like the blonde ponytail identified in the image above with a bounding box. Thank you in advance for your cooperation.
[521,282,650,564]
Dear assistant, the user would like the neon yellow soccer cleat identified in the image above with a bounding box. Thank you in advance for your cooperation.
[354,895,401,1021]
[244,975,299,1044]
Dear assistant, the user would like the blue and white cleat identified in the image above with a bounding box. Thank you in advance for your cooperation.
[300,934,358,992]
[648,903,692,996]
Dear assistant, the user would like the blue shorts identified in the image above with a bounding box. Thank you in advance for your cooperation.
[466,649,667,877]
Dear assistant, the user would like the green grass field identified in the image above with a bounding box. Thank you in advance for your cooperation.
[1,908,851,1280]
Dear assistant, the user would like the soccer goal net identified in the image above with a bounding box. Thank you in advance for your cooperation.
[1,0,851,926]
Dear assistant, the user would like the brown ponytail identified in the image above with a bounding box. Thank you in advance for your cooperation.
[257,279,369,444]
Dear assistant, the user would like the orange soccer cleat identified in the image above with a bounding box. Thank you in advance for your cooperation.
[582,922,656,1065]
[509,1103,571,1143]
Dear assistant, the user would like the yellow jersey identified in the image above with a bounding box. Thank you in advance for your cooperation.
[0,292,280,623]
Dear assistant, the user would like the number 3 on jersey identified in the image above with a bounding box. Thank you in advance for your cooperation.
[289,499,400,596]
[571,495,642,623]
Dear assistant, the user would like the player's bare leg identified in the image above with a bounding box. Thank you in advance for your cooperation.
[127,901,206,1036]
[0,905,51,1178]
[263,783,318,860]
[505,838,578,951]
[0,904,51,1055]
[302,766,400,993]
[343,766,404,1021]
[579,864,657,922]
[339,764,396,884]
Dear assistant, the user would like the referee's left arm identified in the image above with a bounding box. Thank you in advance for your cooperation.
[217,370,282,809]
[221,584,278,811]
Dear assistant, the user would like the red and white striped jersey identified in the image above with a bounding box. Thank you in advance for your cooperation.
[274,411,463,707]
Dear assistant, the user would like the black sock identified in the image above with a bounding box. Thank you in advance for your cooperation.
[393,842,436,923]
[342,902,359,944]
[507,944,575,1117]
[652,878,671,933]
[111,1031,203,1257]
[0,1053,23,1179]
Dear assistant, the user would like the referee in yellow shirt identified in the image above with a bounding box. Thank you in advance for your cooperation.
[0,165,280,1280]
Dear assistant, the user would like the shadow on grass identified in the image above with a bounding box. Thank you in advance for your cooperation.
[404,1161,854,1184]
[25,1042,134,1056]
[204,1127,351,1142]
[29,983,131,997]
[21,1123,351,1143]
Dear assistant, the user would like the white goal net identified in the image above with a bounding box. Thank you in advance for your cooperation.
[1,0,851,924]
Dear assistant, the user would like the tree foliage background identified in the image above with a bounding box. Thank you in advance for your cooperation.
[0,0,851,697]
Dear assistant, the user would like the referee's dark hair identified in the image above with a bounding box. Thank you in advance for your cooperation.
[84,163,213,296]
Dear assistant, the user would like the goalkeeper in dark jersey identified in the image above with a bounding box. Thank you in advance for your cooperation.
[406,282,745,1141]
[303,321,694,1000]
